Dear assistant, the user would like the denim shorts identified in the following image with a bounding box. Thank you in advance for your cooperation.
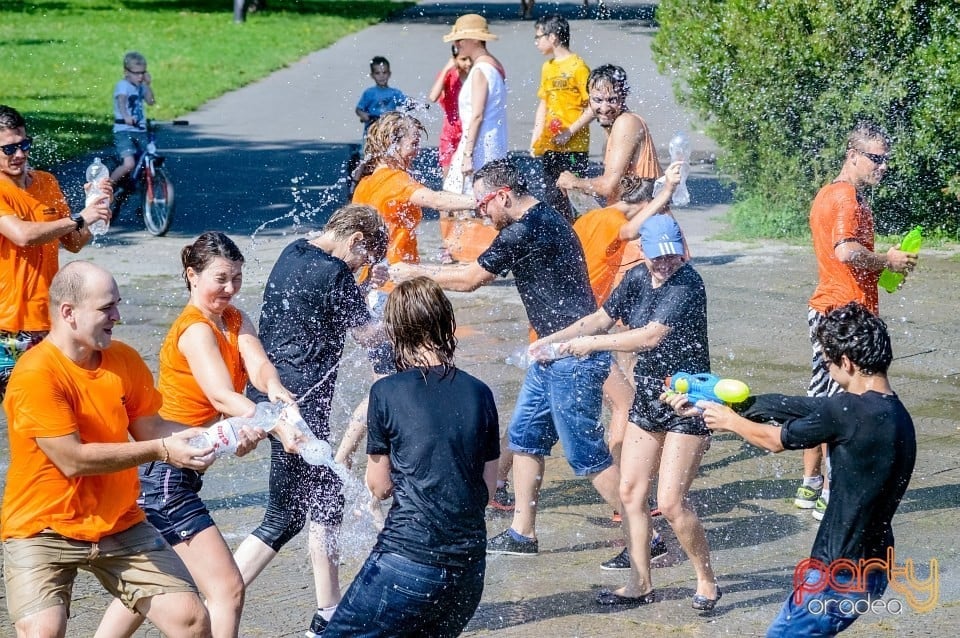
[138,462,216,546]
[767,567,888,637]
[325,551,485,638]
[507,352,613,476]
[113,130,147,159]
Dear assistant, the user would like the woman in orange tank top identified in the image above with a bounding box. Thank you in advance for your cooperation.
[98,232,299,638]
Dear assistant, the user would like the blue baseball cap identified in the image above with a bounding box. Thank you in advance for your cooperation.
[640,214,684,258]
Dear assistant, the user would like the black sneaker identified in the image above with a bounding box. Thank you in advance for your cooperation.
[600,547,631,570]
[488,483,515,512]
[600,537,668,570]
[486,529,538,556]
[305,611,328,638]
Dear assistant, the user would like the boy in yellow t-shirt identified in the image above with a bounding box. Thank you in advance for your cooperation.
[529,14,593,222]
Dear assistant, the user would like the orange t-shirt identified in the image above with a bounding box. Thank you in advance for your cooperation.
[352,167,424,265]
[574,206,629,305]
[0,171,71,332]
[809,181,879,315]
[1,339,162,541]
[158,304,248,427]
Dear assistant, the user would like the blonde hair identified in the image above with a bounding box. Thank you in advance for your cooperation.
[355,112,426,179]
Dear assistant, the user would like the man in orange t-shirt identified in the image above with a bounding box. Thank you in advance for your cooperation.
[0,105,112,396]
[798,121,917,519]
[1,260,214,636]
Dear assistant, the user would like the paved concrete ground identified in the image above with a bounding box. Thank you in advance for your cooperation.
[2,1,959,636]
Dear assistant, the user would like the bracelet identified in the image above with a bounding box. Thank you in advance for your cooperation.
[160,437,169,463]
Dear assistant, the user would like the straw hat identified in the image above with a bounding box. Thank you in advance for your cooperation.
[443,14,498,43]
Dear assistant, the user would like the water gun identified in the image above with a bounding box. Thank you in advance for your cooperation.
[665,372,750,406]
[878,226,922,293]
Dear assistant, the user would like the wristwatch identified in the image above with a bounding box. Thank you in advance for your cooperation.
[70,212,85,231]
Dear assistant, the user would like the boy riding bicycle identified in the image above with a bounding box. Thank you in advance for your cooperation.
[110,51,156,187]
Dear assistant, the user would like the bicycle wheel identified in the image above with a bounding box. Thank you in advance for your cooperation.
[142,165,175,236]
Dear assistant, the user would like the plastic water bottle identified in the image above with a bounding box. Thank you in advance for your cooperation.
[84,157,110,236]
[878,226,922,293]
[366,288,388,322]
[188,402,282,460]
[505,343,563,368]
[668,131,691,207]
[280,405,335,466]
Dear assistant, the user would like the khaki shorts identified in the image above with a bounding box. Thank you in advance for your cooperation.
[3,522,197,623]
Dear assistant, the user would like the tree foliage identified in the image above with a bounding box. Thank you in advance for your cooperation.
[652,0,960,237]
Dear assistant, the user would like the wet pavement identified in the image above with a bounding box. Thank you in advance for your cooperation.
[2,1,959,635]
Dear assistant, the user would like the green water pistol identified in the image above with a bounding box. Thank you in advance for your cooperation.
[878,226,922,293]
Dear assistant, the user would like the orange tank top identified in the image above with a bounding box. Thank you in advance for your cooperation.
[157,304,248,426]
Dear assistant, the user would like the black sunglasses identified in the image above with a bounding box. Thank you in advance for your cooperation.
[1,137,32,156]
[856,148,889,165]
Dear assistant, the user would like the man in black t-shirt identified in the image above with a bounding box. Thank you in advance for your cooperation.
[232,204,389,638]
[674,303,916,636]
[390,159,623,558]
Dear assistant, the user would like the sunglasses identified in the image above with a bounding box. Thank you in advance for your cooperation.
[1,137,32,156]
[855,148,889,165]
[125,67,147,76]
[476,187,510,214]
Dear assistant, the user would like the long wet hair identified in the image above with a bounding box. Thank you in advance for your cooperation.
[181,231,244,291]
[355,112,427,180]
[384,277,457,371]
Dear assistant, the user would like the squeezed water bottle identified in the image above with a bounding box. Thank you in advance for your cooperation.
[281,405,335,466]
[188,402,282,461]
[505,343,564,368]
[668,131,691,207]
[84,157,110,236]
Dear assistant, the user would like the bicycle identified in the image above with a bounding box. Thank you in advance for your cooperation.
[112,120,181,236]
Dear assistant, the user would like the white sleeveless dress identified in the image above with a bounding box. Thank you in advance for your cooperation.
[442,61,508,196]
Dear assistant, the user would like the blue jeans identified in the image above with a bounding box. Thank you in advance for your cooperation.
[767,567,888,637]
[507,352,612,476]
[325,551,485,638]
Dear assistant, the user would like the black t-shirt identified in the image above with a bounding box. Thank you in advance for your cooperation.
[604,262,710,391]
[250,239,369,434]
[477,202,596,336]
[367,366,500,568]
[741,392,916,564]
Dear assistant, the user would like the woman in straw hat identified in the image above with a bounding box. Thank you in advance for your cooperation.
[441,14,508,197]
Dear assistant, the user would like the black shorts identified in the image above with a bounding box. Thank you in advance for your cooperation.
[628,382,710,436]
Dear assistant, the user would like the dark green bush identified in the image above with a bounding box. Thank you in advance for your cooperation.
[652,0,960,238]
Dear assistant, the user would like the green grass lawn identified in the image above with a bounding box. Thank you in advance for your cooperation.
[1,0,409,167]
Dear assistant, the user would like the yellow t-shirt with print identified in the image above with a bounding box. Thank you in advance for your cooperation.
[532,54,590,155]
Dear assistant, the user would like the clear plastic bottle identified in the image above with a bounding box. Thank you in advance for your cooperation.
[281,405,334,466]
[84,157,110,236]
[188,402,282,460]
[505,343,563,368]
[668,131,691,207]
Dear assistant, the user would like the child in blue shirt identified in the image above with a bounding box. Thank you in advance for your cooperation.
[355,57,408,134]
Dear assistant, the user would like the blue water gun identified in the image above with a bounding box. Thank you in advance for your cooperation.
[665,372,750,405]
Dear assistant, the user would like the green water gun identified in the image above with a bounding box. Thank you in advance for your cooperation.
[878,226,922,293]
